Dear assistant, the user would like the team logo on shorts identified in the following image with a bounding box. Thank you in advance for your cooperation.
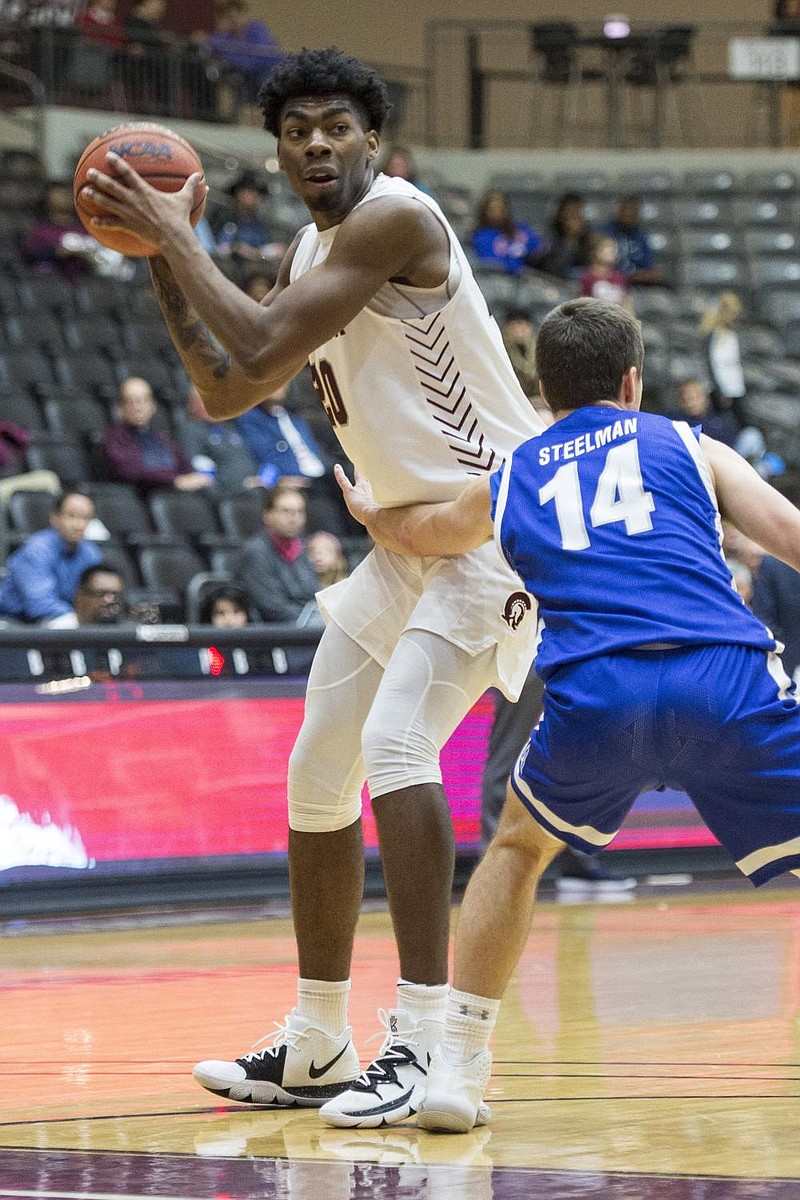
[502,591,532,630]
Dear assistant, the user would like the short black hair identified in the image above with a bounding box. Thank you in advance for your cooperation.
[535,298,644,412]
[53,490,93,514]
[77,562,124,590]
[199,584,250,624]
[258,46,391,138]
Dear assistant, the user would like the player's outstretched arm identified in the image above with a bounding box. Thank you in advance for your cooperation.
[702,435,800,573]
[86,155,435,417]
[334,465,494,557]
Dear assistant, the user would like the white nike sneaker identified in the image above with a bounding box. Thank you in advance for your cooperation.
[192,1009,360,1107]
[318,1008,443,1128]
[416,1045,493,1133]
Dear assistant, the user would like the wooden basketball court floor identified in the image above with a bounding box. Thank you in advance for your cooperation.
[3,878,800,1200]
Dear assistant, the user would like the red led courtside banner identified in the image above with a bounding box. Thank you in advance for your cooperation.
[0,689,714,873]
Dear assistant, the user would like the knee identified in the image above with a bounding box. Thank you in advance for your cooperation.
[287,739,363,833]
[490,787,564,877]
[361,709,441,798]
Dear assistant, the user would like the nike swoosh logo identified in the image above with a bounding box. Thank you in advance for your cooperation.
[308,1042,351,1080]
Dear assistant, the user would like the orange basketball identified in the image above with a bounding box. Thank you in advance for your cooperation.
[73,121,206,258]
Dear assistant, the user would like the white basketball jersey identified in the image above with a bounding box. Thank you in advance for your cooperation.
[289,173,545,507]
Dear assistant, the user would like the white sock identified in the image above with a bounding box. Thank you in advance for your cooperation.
[297,978,351,1035]
[443,988,500,1064]
[396,979,449,1024]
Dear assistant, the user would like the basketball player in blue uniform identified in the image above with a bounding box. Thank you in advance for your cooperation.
[336,297,800,1131]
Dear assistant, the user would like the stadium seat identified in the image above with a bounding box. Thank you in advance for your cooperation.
[25,437,91,487]
[5,488,55,535]
[4,310,67,353]
[74,277,131,321]
[218,492,264,541]
[54,350,125,402]
[84,482,154,543]
[678,256,748,292]
[1,392,46,432]
[672,197,733,226]
[758,287,800,326]
[43,395,109,442]
[683,169,738,195]
[94,541,142,590]
[733,196,797,227]
[148,489,225,545]
[64,313,125,356]
[744,169,797,194]
[184,570,235,623]
[749,257,800,290]
[637,196,676,227]
[618,169,676,194]
[743,228,800,257]
[137,543,207,600]
[0,349,58,400]
[678,228,735,256]
[209,545,244,576]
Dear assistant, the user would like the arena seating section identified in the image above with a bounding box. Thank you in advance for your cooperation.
[3,155,800,622]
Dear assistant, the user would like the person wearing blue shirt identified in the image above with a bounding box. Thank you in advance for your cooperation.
[602,195,663,286]
[335,297,800,1131]
[470,189,543,276]
[0,492,102,626]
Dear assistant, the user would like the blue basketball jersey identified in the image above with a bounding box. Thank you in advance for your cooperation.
[490,407,775,680]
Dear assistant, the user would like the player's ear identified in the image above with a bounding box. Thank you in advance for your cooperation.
[366,132,380,161]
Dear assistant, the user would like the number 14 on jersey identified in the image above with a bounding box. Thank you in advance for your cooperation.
[539,440,655,551]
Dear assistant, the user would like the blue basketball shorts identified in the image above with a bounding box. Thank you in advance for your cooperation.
[510,643,800,885]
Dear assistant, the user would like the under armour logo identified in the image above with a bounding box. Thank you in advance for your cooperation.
[458,1003,491,1020]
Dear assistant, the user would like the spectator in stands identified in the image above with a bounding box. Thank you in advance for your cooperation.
[500,309,539,399]
[0,492,101,627]
[307,530,350,589]
[701,292,747,428]
[214,170,284,272]
[200,583,251,627]
[202,0,282,103]
[73,562,127,625]
[237,484,323,627]
[667,377,739,447]
[179,384,261,495]
[602,195,664,287]
[234,382,350,533]
[381,145,436,197]
[22,181,97,282]
[104,376,212,496]
[77,0,125,47]
[579,234,630,307]
[751,554,800,680]
[470,188,543,276]
[538,191,593,280]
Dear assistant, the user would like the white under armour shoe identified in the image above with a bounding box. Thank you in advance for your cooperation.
[416,1045,493,1133]
[318,1008,444,1128]
[192,1009,360,1107]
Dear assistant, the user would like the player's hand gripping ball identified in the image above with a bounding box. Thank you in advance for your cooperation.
[73,121,206,257]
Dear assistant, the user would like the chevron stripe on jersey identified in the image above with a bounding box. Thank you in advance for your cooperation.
[403,313,497,475]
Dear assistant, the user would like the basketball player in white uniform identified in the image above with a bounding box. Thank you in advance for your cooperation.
[83,46,544,1127]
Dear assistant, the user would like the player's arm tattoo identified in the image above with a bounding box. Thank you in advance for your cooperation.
[149,258,232,380]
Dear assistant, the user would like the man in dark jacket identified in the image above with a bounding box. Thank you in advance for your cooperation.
[238,483,321,626]
[104,376,211,496]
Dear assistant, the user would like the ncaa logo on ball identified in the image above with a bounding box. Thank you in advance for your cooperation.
[110,140,174,160]
[502,591,532,630]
